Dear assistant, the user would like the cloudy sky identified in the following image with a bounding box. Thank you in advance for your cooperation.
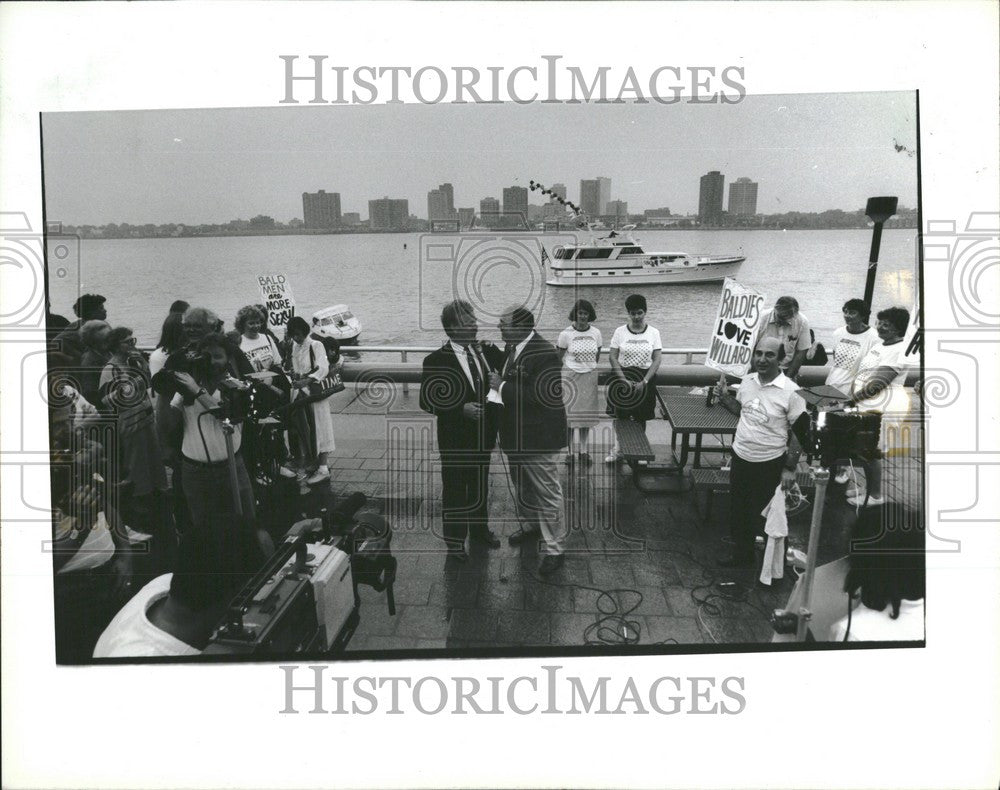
[41,91,918,225]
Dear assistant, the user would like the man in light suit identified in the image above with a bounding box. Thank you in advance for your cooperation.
[419,300,504,562]
[488,306,568,575]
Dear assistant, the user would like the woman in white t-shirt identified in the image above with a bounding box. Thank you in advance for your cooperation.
[827,502,925,642]
[557,299,603,464]
[606,294,663,463]
[825,298,880,396]
[845,306,913,507]
[236,305,282,373]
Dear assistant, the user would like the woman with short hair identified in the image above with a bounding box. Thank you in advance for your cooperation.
[605,294,662,464]
[286,315,337,485]
[557,299,602,465]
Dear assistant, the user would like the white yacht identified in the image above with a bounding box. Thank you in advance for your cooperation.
[544,228,745,287]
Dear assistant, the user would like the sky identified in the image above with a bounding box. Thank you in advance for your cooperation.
[40,91,918,225]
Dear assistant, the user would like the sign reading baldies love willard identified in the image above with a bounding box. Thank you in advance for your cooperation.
[705,277,767,378]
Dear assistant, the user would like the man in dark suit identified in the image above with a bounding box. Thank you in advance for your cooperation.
[419,300,504,561]
[488,305,568,575]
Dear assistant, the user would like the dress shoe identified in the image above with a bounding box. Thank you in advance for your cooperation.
[508,529,540,546]
[716,552,754,569]
[446,546,469,563]
[538,554,565,576]
[471,530,501,549]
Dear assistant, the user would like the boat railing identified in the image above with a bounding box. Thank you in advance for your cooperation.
[348,345,709,365]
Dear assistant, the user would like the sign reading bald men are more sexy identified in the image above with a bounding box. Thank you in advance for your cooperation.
[256,273,297,331]
[705,277,767,378]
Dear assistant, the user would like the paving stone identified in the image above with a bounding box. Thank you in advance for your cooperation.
[448,609,500,642]
[330,458,366,470]
[549,613,601,646]
[336,469,370,483]
[385,574,434,607]
[639,615,705,645]
[497,610,550,645]
[588,557,637,588]
[478,577,526,610]
[428,575,480,609]
[523,579,576,613]
[353,600,402,637]
[393,605,452,639]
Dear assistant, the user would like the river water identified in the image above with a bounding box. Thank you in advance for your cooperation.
[48,229,917,349]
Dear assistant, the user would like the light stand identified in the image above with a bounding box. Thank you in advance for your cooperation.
[862,196,898,313]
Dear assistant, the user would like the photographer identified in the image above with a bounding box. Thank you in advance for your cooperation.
[155,332,273,556]
[94,521,265,658]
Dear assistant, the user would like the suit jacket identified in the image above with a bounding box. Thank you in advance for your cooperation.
[420,341,503,453]
[497,332,567,454]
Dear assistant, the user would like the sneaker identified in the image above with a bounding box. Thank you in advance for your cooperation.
[279,465,298,479]
[306,466,330,485]
[605,452,620,464]
[847,493,885,507]
[845,486,863,498]
[834,469,850,485]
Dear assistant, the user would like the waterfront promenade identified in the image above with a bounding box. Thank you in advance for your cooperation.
[313,378,922,652]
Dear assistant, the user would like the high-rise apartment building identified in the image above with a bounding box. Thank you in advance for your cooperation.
[480,196,500,228]
[368,197,410,231]
[458,207,476,229]
[698,171,725,224]
[580,177,612,216]
[580,180,601,216]
[728,177,759,217]
[550,183,567,202]
[502,186,528,228]
[302,190,342,229]
[606,200,629,220]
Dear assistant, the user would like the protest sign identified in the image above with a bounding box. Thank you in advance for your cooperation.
[256,273,296,330]
[705,277,767,377]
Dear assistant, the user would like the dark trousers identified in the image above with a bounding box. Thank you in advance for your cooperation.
[729,452,786,561]
[440,450,492,548]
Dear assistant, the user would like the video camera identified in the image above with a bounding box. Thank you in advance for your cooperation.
[203,493,396,655]
[796,386,880,467]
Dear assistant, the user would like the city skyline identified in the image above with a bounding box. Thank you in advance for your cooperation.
[40,92,918,226]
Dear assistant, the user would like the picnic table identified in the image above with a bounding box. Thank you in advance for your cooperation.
[656,388,739,469]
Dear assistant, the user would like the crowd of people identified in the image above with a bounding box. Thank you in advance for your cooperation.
[418,291,921,636]
[46,287,921,657]
[46,296,343,659]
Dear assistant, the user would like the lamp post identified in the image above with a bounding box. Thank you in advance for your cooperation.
[863,196,898,313]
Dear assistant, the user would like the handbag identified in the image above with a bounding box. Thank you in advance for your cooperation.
[292,344,345,406]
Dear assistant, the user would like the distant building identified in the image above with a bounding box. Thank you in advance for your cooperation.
[368,197,410,231]
[438,183,455,213]
[542,201,568,220]
[458,207,476,229]
[728,177,759,217]
[302,190,342,229]
[580,180,601,216]
[480,196,500,228]
[502,186,528,228]
[644,207,672,218]
[341,212,361,226]
[596,177,611,214]
[550,183,567,202]
[644,215,697,227]
[698,171,725,224]
[606,200,629,221]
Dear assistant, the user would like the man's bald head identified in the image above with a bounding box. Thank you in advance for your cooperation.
[756,336,784,358]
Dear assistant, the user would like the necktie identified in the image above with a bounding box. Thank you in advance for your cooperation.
[465,345,483,400]
[503,342,516,376]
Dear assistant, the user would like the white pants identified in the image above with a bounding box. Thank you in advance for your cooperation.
[507,451,566,555]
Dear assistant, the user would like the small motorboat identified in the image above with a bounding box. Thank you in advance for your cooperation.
[311,304,361,347]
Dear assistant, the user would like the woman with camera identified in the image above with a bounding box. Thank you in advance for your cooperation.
[285,315,337,486]
[158,332,274,556]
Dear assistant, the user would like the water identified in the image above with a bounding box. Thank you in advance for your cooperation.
[49,229,917,349]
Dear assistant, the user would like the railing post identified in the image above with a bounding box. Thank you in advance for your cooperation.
[401,350,409,396]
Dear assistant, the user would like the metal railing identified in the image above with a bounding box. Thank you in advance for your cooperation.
[350,345,708,365]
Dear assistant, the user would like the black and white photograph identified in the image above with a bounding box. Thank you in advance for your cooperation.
[38,92,923,660]
[2,2,998,789]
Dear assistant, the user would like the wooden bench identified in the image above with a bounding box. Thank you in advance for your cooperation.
[613,418,685,493]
